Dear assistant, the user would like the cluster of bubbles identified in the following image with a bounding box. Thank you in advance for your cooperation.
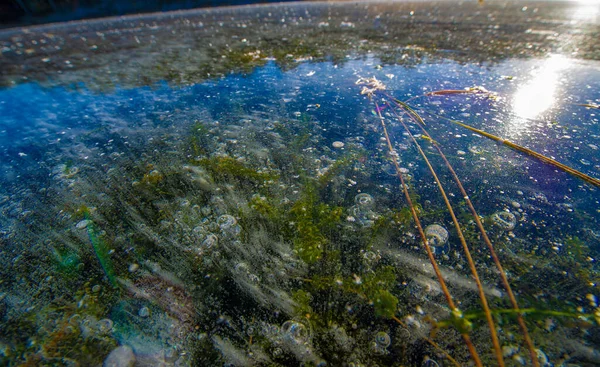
[422,358,441,367]
[217,214,241,237]
[202,234,219,249]
[381,162,412,184]
[233,261,261,284]
[138,306,150,318]
[254,318,324,365]
[468,145,483,154]
[188,204,241,254]
[68,314,114,337]
[361,250,381,268]
[491,211,517,231]
[349,193,379,227]
[424,224,449,248]
[355,193,374,207]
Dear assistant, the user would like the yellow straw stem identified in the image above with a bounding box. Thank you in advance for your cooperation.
[450,118,600,188]
[392,99,541,367]
[387,101,506,367]
[392,316,462,367]
[373,100,483,367]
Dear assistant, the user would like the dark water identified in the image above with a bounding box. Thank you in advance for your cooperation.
[1,2,600,366]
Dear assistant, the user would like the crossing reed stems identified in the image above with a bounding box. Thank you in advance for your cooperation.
[389,96,541,367]
[385,99,506,367]
[372,99,483,367]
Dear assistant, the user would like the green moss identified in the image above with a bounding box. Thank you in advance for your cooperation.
[63,159,75,176]
[371,208,413,233]
[189,120,210,156]
[293,222,326,264]
[70,203,124,287]
[316,204,344,232]
[565,236,588,261]
[306,275,337,291]
[289,186,342,264]
[84,215,117,287]
[197,156,278,185]
[317,151,364,187]
[290,132,311,151]
[270,38,322,69]
[5,284,118,365]
[372,290,399,319]
[371,214,391,232]
[359,266,399,319]
[561,236,598,285]
[42,319,116,362]
[275,118,311,148]
[364,266,397,290]
[305,266,399,320]
[292,290,313,316]
[249,195,278,218]
[52,247,81,277]
[73,204,92,220]
[273,122,291,138]
[222,47,268,73]
[141,169,164,186]
[366,208,419,252]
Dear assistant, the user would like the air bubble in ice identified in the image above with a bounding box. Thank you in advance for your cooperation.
[424,224,449,246]
[468,145,483,154]
[139,307,150,318]
[202,234,218,248]
[218,214,241,235]
[97,318,114,333]
[282,320,310,344]
[491,211,516,231]
[351,193,377,227]
[354,193,374,209]
[374,331,391,348]
[218,214,237,228]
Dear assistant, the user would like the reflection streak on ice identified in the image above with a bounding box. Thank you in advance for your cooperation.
[510,54,572,136]
[571,0,600,22]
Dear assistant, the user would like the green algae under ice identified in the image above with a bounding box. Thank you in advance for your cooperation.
[1,1,600,366]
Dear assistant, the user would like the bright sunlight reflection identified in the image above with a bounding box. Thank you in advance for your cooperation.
[572,0,600,22]
[512,54,572,121]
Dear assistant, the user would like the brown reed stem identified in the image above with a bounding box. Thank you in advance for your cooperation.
[402,92,599,188]
[391,98,541,367]
[304,271,465,366]
[373,99,483,367]
[386,100,506,367]
[391,316,462,367]
[455,119,599,188]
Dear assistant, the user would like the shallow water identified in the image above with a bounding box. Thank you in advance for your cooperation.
[1,1,599,366]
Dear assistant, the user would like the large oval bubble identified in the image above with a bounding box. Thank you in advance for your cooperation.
[218,214,241,236]
[202,234,219,249]
[491,211,517,231]
[218,214,237,229]
[374,331,391,348]
[354,193,374,209]
[351,193,378,227]
[281,320,310,344]
[424,224,449,247]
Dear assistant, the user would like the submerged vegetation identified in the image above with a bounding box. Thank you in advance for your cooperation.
[1,75,598,366]
[1,12,599,363]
